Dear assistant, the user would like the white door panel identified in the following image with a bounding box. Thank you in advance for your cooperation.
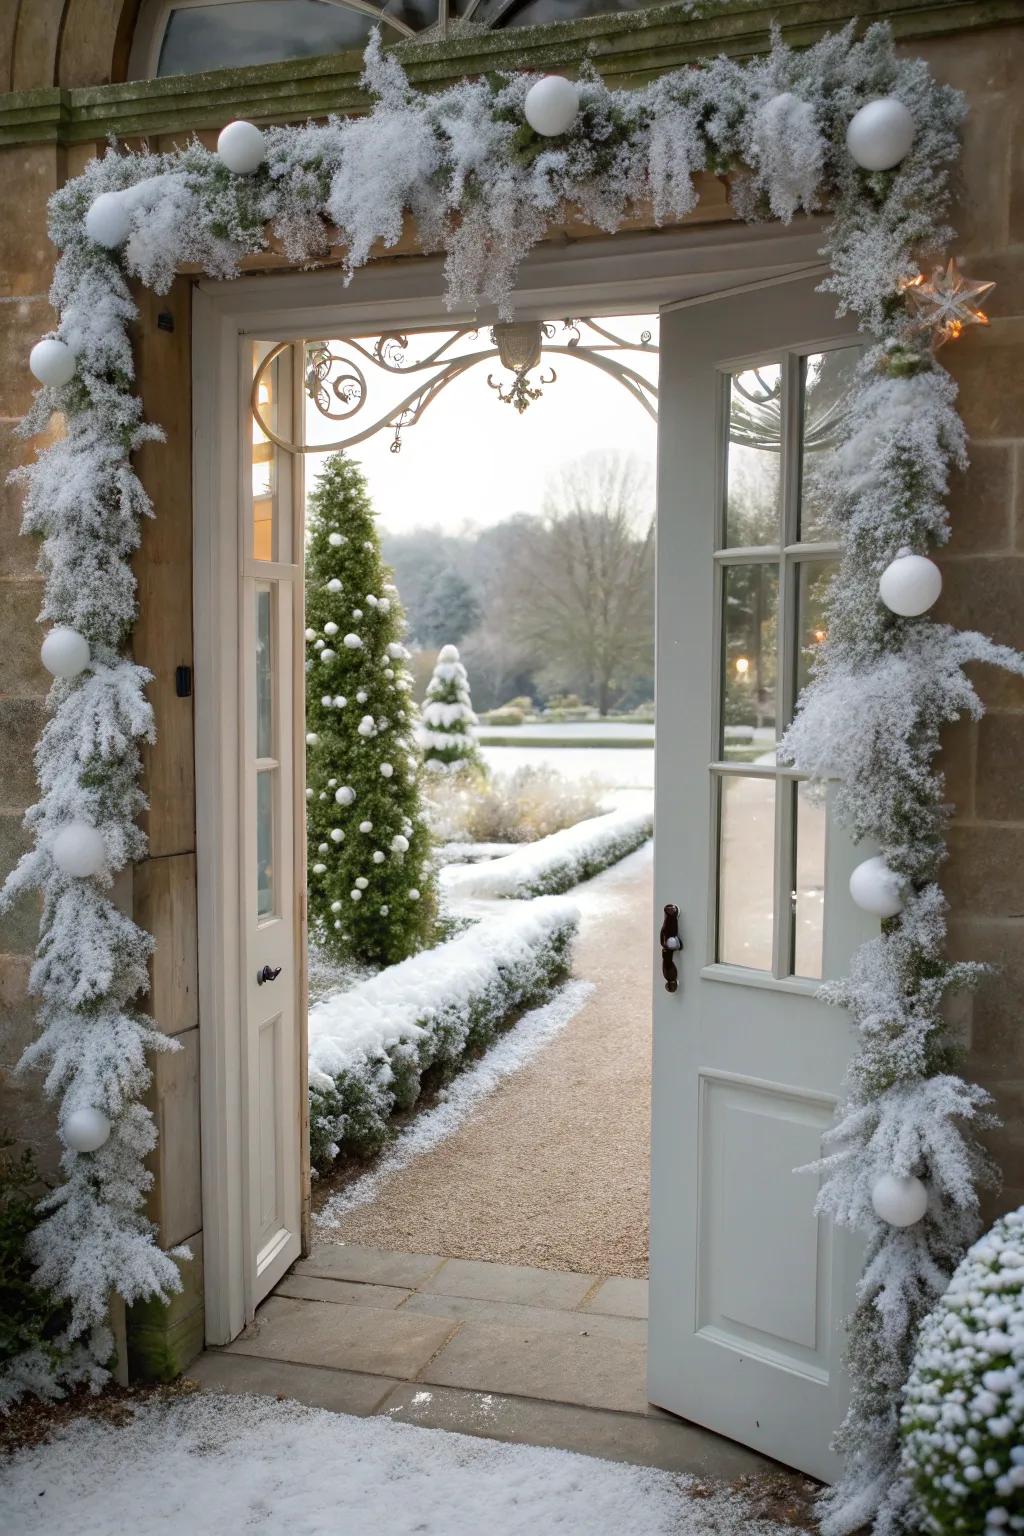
[649,276,875,1480]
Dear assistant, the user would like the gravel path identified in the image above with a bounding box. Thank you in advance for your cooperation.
[318,843,653,1277]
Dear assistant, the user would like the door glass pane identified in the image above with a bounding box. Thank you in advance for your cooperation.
[257,768,275,918]
[722,564,778,761]
[799,347,860,542]
[252,347,278,561]
[718,775,776,970]
[795,560,838,704]
[792,782,826,979]
[256,584,273,760]
[724,363,782,548]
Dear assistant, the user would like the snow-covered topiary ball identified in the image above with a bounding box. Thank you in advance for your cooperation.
[872,1172,928,1227]
[217,119,266,174]
[879,551,942,617]
[86,190,133,249]
[849,855,904,917]
[899,1205,1024,1533]
[334,785,355,806]
[524,75,580,137]
[344,633,362,649]
[846,97,915,171]
[41,626,90,678]
[29,337,77,387]
[52,822,105,878]
[63,1106,111,1154]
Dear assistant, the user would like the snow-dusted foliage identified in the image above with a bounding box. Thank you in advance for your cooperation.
[418,644,483,773]
[306,897,577,1170]
[898,1206,1024,1533]
[6,18,1013,1519]
[441,807,653,900]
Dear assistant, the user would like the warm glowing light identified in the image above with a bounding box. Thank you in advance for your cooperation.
[257,383,271,404]
[735,656,750,677]
[904,258,995,350]
[813,628,827,643]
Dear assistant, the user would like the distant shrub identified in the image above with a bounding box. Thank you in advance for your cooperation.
[483,708,524,726]
[500,696,535,715]
[425,764,607,846]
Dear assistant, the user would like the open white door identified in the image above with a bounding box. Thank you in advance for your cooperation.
[648,276,877,1480]
[239,342,305,1311]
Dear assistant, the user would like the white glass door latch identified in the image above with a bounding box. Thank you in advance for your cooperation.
[659,903,682,993]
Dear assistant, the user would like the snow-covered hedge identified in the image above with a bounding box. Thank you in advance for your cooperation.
[898,1205,1024,1534]
[440,808,652,900]
[307,896,578,1170]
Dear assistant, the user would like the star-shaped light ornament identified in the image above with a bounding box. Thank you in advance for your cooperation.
[904,258,995,349]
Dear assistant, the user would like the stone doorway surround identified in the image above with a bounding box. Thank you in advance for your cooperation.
[186,1245,782,1480]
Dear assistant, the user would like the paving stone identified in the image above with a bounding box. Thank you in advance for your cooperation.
[225,1295,456,1379]
[420,1319,648,1413]
[186,1350,397,1415]
[274,1274,412,1310]
[402,1290,646,1345]
[581,1276,649,1319]
[421,1257,597,1310]
[294,1245,446,1289]
[376,1381,779,1479]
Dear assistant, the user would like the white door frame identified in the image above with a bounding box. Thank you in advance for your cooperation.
[192,217,828,1346]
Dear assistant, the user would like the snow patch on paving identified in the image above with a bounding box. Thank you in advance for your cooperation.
[0,1392,812,1535]
[316,978,594,1227]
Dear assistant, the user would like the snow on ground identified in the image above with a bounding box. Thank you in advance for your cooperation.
[440,806,652,900]
[316,978,595,1226]
[0,1392,812,1536]
[477,720,655,742]
[481,742,654,788]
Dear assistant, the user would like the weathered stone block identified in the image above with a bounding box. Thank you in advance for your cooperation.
[0,699,45,808]
[0,296,55,418]
[0,811,38,953]
[948,319,1024,440]
[945,442,1013,556]
[5,579,47,693]
[127,1231,205,1382]
[0,144,59,299]
[975,714,1024,822]
[945,824,1024,919]
[938,718,975,822]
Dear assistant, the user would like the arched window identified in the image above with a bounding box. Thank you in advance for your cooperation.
[129,0,680,79]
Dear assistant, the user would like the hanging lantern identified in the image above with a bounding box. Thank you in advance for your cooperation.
[52,823,105,878]
[872,1172,928,1227]
[846,98,915,171]
[63,1106,111,1154]
[879,552,943,617]
[216,120,266,175]
[524,75,580,137]
[41,627,90,678]
[29,338,76,388]
[849,855,904,918]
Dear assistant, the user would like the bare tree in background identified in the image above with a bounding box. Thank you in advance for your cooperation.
[507,451,654,716]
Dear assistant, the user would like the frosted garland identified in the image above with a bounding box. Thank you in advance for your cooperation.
[2,21,1018,1530]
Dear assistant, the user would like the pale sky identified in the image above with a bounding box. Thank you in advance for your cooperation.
[304,315,659,535]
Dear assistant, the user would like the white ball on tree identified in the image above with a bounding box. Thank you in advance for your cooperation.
[305,732,319,746]
[85,191,132,248]
[359,820,373,833]
[29,337,76,387]
[327,578,342,593]
[335,785,355,806]
[524,75,580,137]
[343,633,362,649]
[849,855,904,917]
[408,888,421,901]
[328,532,343,547]
[323,621,338,636]
[355,877,368,890]
[846,97,915,171]
[41,626,90,678]
[329,828,344,843]
[52,822,105,878]
[330,900,343,913]
[320,648,336,663]
[333,695,347,709]
[380,762,394,778]
[63,1106,111,1153]
[871,1172,928,1227]
[304,628,316,641]
[312,862,326,874]
[879,552,942,617]
[217,119,266,174]
[391,834,409,853]
[372,851,385,863]
[350,888,362,901]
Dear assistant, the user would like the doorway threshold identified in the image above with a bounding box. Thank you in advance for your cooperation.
[186,1245,788,1484]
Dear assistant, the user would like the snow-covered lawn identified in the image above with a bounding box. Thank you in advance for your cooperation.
[477,720,655,742]
[481,741,654,787]
[0,1392,812,1535]
[441,806,653,900]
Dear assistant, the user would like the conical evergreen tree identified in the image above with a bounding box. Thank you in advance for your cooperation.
[305,454,435,966]
[420,644,484,774]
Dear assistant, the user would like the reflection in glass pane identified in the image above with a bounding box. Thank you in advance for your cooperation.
[718,775,776,970]
[796,560,838,702]
[256,585,273,760]
[257,769,275,918]
[722,564,778,760]
[799,347,861,541]
[158,2,386,77]
[252,349,276,561]
[725,363,782,548]
[793,782,826,979]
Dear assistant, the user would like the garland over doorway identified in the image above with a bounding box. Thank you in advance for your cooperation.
[4,20,1020,1532]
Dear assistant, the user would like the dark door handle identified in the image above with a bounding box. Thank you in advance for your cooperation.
[659,904,681,993]
[257,964,282,986]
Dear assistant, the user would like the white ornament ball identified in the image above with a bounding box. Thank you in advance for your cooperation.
[317,842,328,855]
[334,920,342,930]
[52,822,105,878]
[217,119,266,174]
[330,900,343,913]
[380,762,394,778]
[330,828,344,843]
[320,648,336,663]
[312,862,326,874]
[355,876,369,890]
[871,1172,928,1227]
[356,691,367,703]
[335,785,355,806]
[849,855,905,918]
[380,904,389,917]
[351,888,363,901]
[367,594,378,607]
[846,97,915,172]
[352,608,363,620]
[40,626,90,678]
[328,778,337,788]
[327,578,342,593]
[343,633,362,649]
[372,851,385,864]
[328,532,343,547]
[305,732,319,746]
[391,834,409,853]
[334,695,347,709]
[878,552,942,617]
[305,627,317,641]
[524,74,580,137]
[63,1106,111,1154]
[408,888,421,902]
[378,599,390,613]
[358,715,375,737]
[320,694,332,707]
[314,638,324,650]
[85,191,132,249]
[29,337,76,388]
[305,787,314,800]
[359,820,373,834]
[324,621,338,636]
